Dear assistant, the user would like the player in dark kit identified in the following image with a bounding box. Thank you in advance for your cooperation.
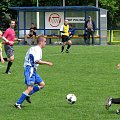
[60,19,72,53]
[105,97,120,114]
[105,64,120,114]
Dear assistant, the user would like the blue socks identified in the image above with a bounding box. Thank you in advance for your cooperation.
[29,86,40,95]
[16,92,28,104]
[16,86,40,105]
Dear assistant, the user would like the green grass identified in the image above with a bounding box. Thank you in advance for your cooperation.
[1,45,120,120]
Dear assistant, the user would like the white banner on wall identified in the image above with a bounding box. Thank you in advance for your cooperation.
[100,14,106,17]
[66,17,85,23]
[45,12,64,29]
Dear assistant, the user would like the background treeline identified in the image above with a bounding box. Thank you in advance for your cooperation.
[0,0,120,29]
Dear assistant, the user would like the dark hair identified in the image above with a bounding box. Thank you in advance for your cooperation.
[37,35,46,44]
[69,24,73,27]
[88,16,92,18]
[9,19,16,23]
[69,23,75,28]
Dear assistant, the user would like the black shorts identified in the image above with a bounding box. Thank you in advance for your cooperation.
[29,34,33,37]
[62,35,70,43]
[29,33,36,37]
[4,44,14,58]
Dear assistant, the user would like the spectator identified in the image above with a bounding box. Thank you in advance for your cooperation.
[25,23,36,45]
[85,16,95,45]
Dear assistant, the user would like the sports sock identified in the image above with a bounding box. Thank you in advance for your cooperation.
[6,61,12,73]
[0,58,7,61]
[61,45,65,52]
[16,92,28,104]
[29,86,40,95]
[3,58,8,61]
[112,98,120,104]
[66,44,71,50]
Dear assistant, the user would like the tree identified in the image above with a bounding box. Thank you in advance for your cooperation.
[0,0,120,29]
[99,0,119,28]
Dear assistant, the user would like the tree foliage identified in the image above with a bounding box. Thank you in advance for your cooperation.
[99,0,119,28]
[0,0,120,29]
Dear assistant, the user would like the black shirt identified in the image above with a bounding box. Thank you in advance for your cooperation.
[29,27,36,36]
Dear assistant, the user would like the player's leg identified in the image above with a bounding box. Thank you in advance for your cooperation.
[15,86,33,109]
[15,66,35,108]
[0,44,7,63]
[111,98,120,114]
[3,58,8,61]
[29,82,45,96]
[24,34,29,44]
[26,82,45,104]
[61,35,66,53]
[4,45,14,74]
[61,42,66,53]
[0,43,4,63]
[111,98,120,104]
[84,33,87,45]
[105,97,120,110]
[66,39,72,53]
[29,73,45,96]
[0,49,4,63]
[5,55,14,74]
[0,57,8,62]
[26,73,45,104]
[87,31,90,45]
[105,97,112,110]
[31,35,35,45]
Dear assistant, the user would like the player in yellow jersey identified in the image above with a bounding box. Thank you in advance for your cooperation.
[60,19,72,53]
[0,31,4,63]
[0,42,4,63]
[0,30,8,63]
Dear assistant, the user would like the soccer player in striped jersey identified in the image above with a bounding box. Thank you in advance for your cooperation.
[14,35,53,109]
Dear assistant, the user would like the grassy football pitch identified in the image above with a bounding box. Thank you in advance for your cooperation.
[1,45,120,120]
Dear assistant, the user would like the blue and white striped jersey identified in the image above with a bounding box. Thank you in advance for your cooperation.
[24,45,42,70]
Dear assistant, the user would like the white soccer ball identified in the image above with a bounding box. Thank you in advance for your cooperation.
[66,94,77,104]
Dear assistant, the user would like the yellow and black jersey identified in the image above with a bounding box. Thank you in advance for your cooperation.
[0,39,2,51]
[0,42,2,52]
[60,24,69,36]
